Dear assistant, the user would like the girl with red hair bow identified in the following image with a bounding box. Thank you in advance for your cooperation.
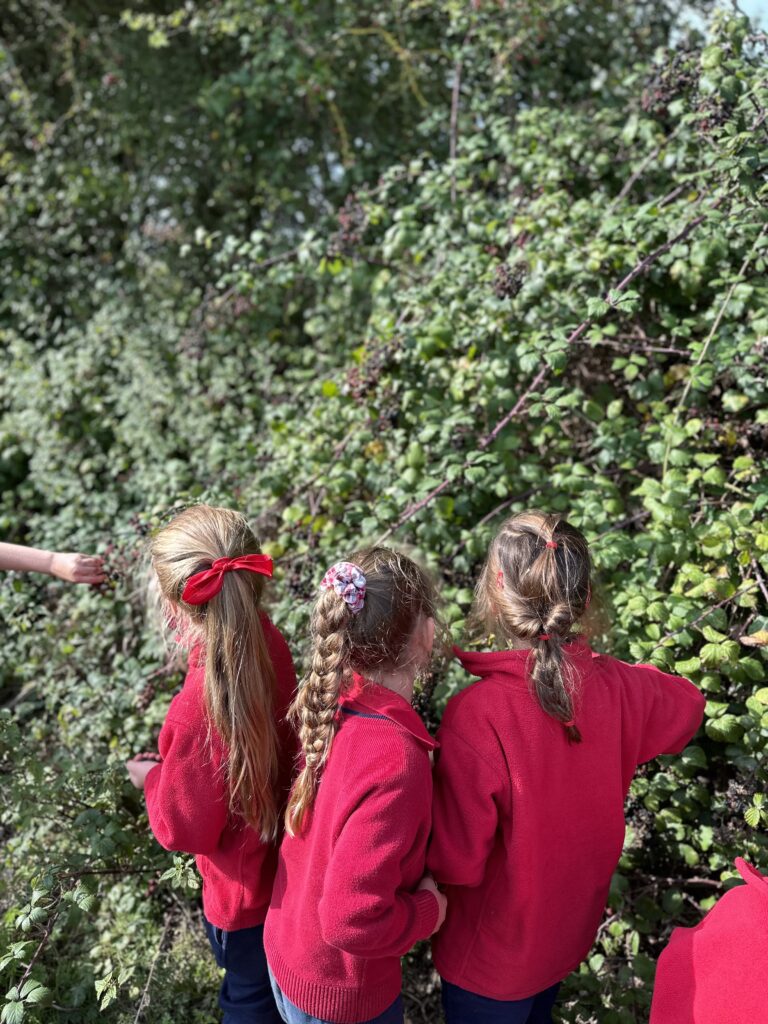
[126,504,297,1024]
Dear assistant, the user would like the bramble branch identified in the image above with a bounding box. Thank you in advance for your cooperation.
[377,202,711,543]
[650,582,759,653]
[133,913,173,1024]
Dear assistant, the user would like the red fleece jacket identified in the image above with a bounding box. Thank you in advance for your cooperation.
[264,678,440,1024]
[428,641,705,1000]
[650,858,768,1024]
[144,614,297,931]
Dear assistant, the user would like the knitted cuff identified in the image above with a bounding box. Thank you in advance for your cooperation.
[412,888,440,940]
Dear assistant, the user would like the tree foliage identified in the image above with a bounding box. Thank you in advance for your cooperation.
[1,1,767,1021]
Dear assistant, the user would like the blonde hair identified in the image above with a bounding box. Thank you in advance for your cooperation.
[285,547,436,836]
[472,510,591,743]
[151,505,280,840]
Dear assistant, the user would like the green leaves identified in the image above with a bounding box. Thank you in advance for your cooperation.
[705,713,745,743]
[0,981,50,1024]
[744,794,768,829]
[0,1000,24,1024]
[1,2,767,1023]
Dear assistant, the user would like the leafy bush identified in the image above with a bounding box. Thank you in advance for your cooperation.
[1,2,766,1021]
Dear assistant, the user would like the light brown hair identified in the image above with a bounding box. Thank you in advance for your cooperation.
[285,546,437,836]
[151,505,280,839]
[472,510,591,743]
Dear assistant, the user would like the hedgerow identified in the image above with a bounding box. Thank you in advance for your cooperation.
[0,2,766,1021]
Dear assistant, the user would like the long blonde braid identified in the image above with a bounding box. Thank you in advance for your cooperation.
[285,592,349,836]
[285,546,437,836]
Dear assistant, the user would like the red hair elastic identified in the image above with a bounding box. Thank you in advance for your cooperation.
[182,554,273,605]
[496,570,504,589]
[545,540,558,549]
[538,633,551,641]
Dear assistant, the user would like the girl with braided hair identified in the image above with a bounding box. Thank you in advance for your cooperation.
[264,548,447,1024]
[125,505,297,1024]
[428,510,705,1024]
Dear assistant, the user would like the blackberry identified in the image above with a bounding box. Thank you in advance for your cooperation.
[494,262,526,300]
[328,193,367,258]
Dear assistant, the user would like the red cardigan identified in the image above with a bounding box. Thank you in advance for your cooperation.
[264,678,440,1024]
[428,641,705,1000]
[650,858,768,1024]
[144,615,297,931]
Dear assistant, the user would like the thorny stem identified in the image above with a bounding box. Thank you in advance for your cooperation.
[133,913,173,1024]
[650,582,759,654]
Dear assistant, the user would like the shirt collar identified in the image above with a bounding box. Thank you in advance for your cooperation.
[340,674,438,751]
[454,637,594,681]
[735,858,768,904]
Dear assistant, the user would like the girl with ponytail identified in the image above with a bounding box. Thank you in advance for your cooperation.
[264,547,447,1024]
[428,510,705,1024]
[125,505,297,1024]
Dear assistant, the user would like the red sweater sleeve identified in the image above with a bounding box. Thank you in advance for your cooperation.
[620,662,705,766]
[428,722,508,888]
[318,747,438,958]
[144,710,228,856]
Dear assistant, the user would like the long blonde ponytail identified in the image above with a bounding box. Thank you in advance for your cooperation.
[151,505,280,840]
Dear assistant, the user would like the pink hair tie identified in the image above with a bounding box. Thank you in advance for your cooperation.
[538,633,551,641]
[182,554,273,605]
[320,561,367,614]
[545,540,558,549]
[496,570,504,589]
[563,719,575,728]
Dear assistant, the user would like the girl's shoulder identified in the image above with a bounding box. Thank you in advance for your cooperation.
[167,653,206,715]
[330,682,437,791]
[587,651,686,688]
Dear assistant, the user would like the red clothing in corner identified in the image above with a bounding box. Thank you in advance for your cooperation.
[650,857,768,1024]
[264,678,440,1024]
[428,641,705,1000]
[144,614,297,930]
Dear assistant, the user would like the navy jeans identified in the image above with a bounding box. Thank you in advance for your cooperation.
[441,980,560,1024]
[204,917,283,1024]
[268,971,404,1024]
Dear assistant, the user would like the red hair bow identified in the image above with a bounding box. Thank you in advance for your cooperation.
[182,554,273,605]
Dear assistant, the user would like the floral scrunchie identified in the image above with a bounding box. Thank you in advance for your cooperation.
[320,561,367,614]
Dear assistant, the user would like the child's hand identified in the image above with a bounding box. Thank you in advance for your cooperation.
[50,551,106,584]
[418,873,448,933]
[125,754,161,791]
